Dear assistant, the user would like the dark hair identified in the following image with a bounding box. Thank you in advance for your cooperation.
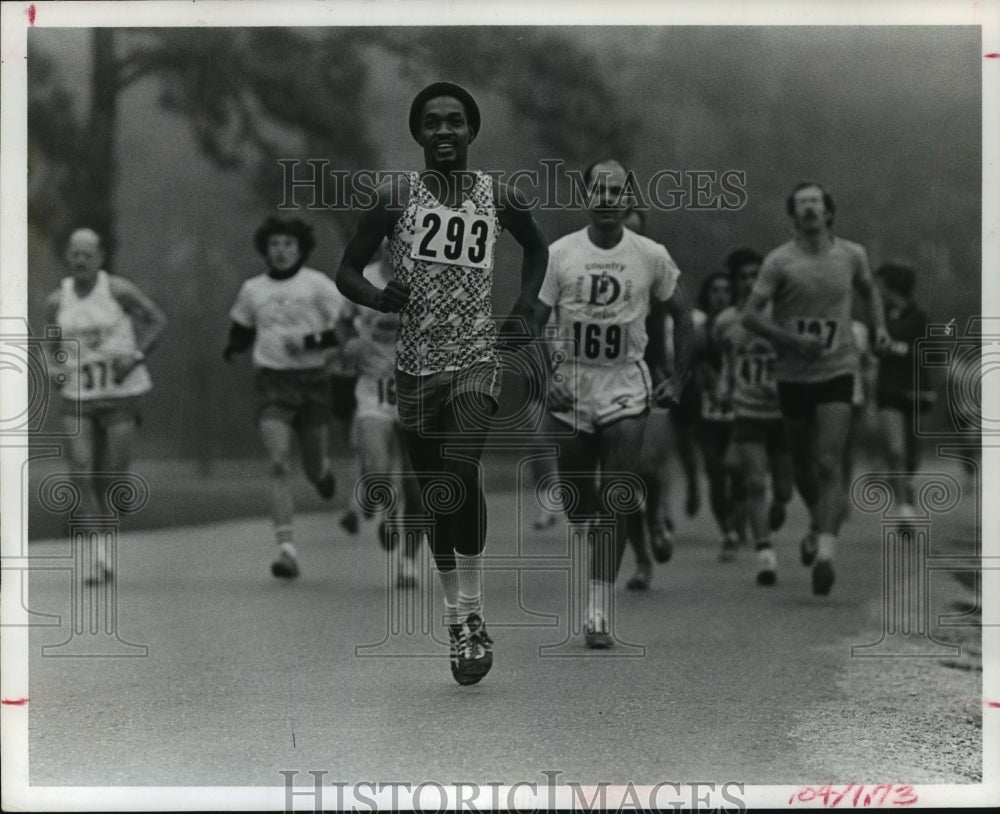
[253,216,316,261]
[723,247,763,277]
[785,181,836,226]
[409,81,481,142]
[698,271,732,313]
[875,261,917,298]
[583,159,631,187]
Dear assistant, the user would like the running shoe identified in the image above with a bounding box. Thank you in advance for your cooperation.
[315,470,335,501]
[718,537,738,563]
[84,565,114,586]
[532,509,559,531]
[584,616,613,649]
[649,518,675,563]
[756,547,777,586]
[397,554,419,589]
[768,501,787,532]
[340,510,359,535]
[449,613,494,685]
[271,550,300,579]
[378,519,396,551]
[812,559,835,595]
[799,531,818,566]
[626,562,652,591]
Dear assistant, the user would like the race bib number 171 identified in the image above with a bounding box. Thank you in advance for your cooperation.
[410,206,496,270]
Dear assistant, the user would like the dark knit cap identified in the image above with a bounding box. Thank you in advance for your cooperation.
[408,81,481,141]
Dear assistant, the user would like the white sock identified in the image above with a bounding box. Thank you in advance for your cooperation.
[587,578,610,623]
[279,541,297,558]
[438,569,460,625]
[816,532,836,561]
[456,552,483,619]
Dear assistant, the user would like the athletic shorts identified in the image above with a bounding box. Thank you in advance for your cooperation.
[355,375,397,422]
[776,374,854,420]
[548,360,651,435]
[330,373,358,424]
[732,416,788,456]
[395,361,501,434]
[255,367,331,429]
[62,396,144,429]
[696,418,733,451]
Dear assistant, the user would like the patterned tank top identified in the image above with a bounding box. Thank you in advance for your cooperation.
[388,170,502,375]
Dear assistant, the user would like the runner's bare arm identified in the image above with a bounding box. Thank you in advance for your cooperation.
[496,180,548,336]
[665,280,695,390]
[713,317,736,411]
[223,321,255,362]
[852,249,890,353]
[43,292,65,374]
[108,276,168,356]
[742,260,820,357]
[336,178,409,313]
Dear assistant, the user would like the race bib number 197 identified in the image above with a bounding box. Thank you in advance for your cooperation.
[793,316,839,351]
[410,206,496,270]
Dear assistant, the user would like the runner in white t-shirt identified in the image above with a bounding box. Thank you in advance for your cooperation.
[535,160,694,648]
[224,216,343,580]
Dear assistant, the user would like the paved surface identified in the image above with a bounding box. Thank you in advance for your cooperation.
[15,469,986,796]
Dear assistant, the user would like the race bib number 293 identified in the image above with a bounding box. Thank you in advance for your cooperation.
[410,206,496,270]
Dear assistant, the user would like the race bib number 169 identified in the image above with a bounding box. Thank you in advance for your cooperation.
[410,206,496,270]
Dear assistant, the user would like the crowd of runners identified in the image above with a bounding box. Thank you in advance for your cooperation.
[46,81,944,684]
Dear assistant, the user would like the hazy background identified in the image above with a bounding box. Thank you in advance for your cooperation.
[26,26,982,464]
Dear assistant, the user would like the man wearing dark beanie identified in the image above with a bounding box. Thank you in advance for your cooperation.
[336,81,549,685]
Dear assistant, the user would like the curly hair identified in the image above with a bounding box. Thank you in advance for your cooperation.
[253,216,316,262]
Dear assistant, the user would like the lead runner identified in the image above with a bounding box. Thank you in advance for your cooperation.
[335,82,548,685]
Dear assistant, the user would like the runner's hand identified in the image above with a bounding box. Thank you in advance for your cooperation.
[547,370,575,412]
[111,352,144,384]
[872,327,895,356]
[375,281,410,313]
[283,331,310,355]
[652,374,682,409]
[496,314,534,353]
[789,332,825,360]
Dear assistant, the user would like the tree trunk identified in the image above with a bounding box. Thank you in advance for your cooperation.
[78,29,118,265]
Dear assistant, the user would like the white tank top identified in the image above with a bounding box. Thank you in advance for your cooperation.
[56,271,152,400]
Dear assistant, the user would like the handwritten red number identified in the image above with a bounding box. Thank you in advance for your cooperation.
[832,782,855,807]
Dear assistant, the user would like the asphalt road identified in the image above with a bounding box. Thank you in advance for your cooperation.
[17,470,984,798]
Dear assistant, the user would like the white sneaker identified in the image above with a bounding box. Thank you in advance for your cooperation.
[397,553,419,589]
[532,508,559,530]
[584,614,613,649]
[755,547,777,586]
